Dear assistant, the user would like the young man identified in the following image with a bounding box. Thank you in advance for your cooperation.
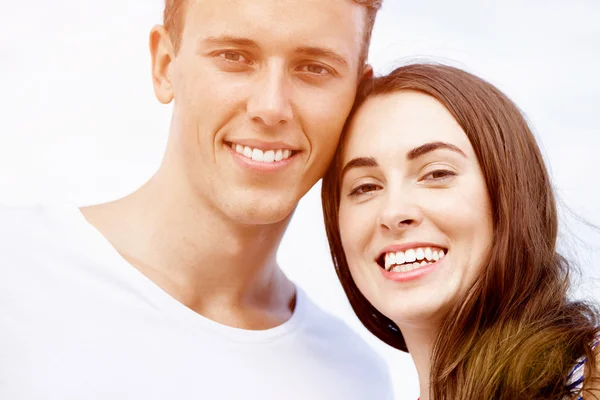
[0,0,393,399]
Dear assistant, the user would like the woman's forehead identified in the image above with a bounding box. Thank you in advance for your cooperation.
[342,91,472,160]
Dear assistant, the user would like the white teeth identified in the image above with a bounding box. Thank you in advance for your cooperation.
[385,253,396,270]
[395,251,405,265]
[383,247,447,273]
[391,261,427,273]
[416,248,425,261]
[252,148,264,161]
[263,150,275,162]
[232,143,293,163]
[424,247,432,261]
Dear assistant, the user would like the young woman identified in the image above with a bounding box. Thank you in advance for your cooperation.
[322,63,600,399]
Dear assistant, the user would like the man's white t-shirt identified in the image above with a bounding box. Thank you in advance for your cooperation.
[0,205,393,400]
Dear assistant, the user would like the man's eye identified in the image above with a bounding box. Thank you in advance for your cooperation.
[348,183,381,197]
[299,64,331,76]
[219,51,248,63]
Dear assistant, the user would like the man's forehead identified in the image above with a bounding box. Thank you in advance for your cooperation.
[184,0,366,55]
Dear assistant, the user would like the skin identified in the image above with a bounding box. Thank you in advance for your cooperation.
[338,91,493,399]
[81,0,370,329]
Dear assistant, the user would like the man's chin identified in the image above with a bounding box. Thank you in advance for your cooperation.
[222,197,298,227]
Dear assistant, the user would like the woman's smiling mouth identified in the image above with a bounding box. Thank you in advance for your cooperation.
[376,245,448,281]
[379,246,446,272]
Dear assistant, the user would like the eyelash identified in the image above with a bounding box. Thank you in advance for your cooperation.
[297,64,334,77]
[348,183,381,197]
[421,169,457,181]
[348,169,456,197]
[216,51,252,64]
[213,51,334,77]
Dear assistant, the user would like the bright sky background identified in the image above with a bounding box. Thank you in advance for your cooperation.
[1,1,599,399]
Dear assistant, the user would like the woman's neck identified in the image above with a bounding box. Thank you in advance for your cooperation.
[399,322,440,400]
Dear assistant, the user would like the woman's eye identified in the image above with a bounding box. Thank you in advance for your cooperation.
[422,169,457,181]
[349,183,381,197]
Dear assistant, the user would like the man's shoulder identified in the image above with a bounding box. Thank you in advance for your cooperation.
[0,203,75,248]
[0,202,54,230]
[298,289,390,366]
[296,290,394,397]
[0,203,44,234]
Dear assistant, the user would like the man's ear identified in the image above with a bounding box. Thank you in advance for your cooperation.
[149,25,175,104]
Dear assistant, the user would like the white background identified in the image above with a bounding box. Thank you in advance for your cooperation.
[1,1,599,398]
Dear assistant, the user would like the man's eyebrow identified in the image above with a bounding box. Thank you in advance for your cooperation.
[407,141,467,160]
[295,45,349,68]
[198,38,348,68]
[341,157,378,179]
[200,35,260,49]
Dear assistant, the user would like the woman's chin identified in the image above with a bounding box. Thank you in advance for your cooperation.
[383,301,451,330]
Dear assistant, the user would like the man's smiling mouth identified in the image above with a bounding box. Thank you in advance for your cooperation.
[225,141,297,163]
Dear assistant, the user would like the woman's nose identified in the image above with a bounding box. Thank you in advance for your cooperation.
[377,195,423,235]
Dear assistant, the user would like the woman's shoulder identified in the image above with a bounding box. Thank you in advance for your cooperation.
[568,334,600,400]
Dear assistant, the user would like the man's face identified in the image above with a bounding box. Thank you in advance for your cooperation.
[160,0,366,225]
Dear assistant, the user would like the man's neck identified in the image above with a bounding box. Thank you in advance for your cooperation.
[80,171,296,330]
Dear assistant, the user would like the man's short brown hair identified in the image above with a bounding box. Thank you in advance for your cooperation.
[163,0,383,67]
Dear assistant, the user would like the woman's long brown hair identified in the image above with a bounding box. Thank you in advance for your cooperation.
[321,63,599,399]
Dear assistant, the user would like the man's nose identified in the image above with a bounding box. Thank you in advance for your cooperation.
[246,64,293,127]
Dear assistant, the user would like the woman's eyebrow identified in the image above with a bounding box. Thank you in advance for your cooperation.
[407,141,467,160]
[341,157,378,179]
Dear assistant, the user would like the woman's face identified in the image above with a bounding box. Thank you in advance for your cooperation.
[338,91,494,329]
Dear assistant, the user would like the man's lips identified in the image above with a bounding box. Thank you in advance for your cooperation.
[225,140,299,163]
